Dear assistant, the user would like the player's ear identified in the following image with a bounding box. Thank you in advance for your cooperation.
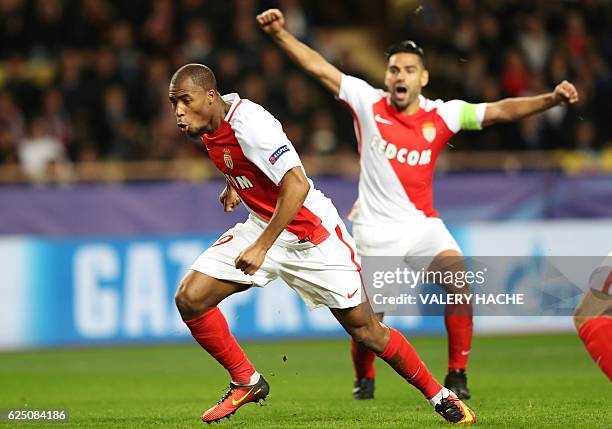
[420,69,429,88]
[207,89,215,104]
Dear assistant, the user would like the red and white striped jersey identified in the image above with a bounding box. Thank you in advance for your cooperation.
[339,74,486,224]
[201,93,338,245]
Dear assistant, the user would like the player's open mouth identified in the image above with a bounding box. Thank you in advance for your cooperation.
[394,86,408,98]
[177,124,189,132]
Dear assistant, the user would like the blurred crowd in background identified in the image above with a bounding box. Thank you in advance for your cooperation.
[0,0,611,182]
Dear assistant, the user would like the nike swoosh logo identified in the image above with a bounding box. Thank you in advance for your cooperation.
[231,386,255,406]
[460,350,471,356]
[347,289,358,299]
[374,114,393,125]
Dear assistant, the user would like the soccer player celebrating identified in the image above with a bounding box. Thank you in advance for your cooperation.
[574,253,612,380]
[257,8,579,400]
[169,64,476,424]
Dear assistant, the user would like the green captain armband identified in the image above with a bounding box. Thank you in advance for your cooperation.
[459,102,482,130]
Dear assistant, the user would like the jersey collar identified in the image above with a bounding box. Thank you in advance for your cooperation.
[223,93,241,122]
[384,93,427,127]
[202,93,241,140]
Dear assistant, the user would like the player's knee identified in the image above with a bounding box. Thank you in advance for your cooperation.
[348,325,371,346]
[573,313,586,332]
[175,278,204,317]
[348,322,381,349]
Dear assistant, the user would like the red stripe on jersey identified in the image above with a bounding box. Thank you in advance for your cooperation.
[371,98,454,218]
[335,225,361,272]
[226,99,243,122]
[244,193,330,245]
[202,120,329,245]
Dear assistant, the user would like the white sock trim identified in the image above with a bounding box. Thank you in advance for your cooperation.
[428,386,452,407]
[232,371,260,386]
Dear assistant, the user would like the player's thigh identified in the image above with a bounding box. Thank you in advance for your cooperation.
[427,249,469,293]
[406,218,461,264]
[176,270,250,313]
[279,222,363,310]
[190,220,277,288]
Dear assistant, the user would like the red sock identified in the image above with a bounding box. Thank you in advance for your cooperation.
[184,307,255,384]
[377,327,442,399]
[578,317,612,380]
[445,302,473,371]
[351,337,376,379]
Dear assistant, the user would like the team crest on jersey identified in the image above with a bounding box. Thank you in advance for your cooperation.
[223,148,233,169]
[422,122,436,143]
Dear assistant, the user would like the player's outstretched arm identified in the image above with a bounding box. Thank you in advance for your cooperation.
[482,80,579,127]
[257,8,343,96]
[234,166,309,275]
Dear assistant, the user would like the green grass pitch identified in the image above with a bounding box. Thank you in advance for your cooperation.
[0,334,610,428]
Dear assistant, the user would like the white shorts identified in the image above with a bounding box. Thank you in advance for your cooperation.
[353,216,461,264]
[190,215,363,309]
[353,217,461,313]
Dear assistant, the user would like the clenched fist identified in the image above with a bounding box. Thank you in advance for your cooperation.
[256,8,285,35]
[235,241,268,275]
[219,185,241,212]
[553,80,579,106]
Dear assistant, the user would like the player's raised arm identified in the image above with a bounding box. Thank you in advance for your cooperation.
[257,8,343,96]
[482,80,579,127]
[234,166,309,275]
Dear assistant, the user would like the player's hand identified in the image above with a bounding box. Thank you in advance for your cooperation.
[256,9,285,36]
[235,242,268,275]
[219,185,241,212]
[552,80,579,106]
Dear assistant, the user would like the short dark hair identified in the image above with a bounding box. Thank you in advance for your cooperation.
[385,40,425,65]
[170,63,217,90]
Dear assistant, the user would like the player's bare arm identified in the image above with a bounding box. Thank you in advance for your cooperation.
[234,166,310,275]
[219,181,241,212]
[483,80,579,127]
[257,8,343,96]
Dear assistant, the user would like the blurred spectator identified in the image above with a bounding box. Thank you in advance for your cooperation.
[18,116,71,183]
[279,0,309,40]
[519,14,551,73]
[500,48,531,96]
[101,85,145,159]
[0,91,25,142]
[214,49,241,94]
[310,110,338,154]
[108,21,140,82]
[0,0,26,57]
[27,0,64,58]
[0,0,610,179]
[40,88,73,153]
[143,0,174,53]
[182,19,214,63]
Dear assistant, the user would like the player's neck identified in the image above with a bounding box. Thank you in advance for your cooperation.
[393,98,421,116]
[208,99,232,134]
